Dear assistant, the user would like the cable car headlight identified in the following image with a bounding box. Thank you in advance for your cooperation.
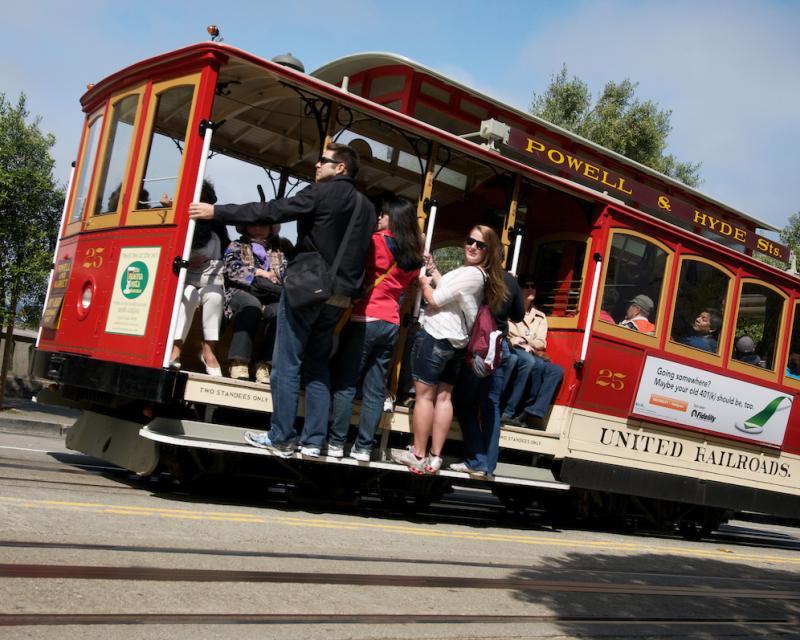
[81,284,92,309]
[76,280,94,320]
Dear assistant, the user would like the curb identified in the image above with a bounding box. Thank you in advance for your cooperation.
[0,417,73,437]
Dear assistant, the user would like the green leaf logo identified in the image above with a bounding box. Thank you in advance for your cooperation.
[735,397,791,435]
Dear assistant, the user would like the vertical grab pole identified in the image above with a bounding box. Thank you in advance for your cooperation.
[413,199,438,319]
[577,252,603,367]
[162,121,216,368]
[37,161,77,347]
[510,231,523,276]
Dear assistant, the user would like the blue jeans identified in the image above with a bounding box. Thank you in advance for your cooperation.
[503,347,564,418]
[330,320,399,452]
[453,341,515,474]
[268,293,344,448]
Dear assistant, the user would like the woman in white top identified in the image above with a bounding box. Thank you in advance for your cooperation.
[170,181,228,376]
[392,225,506,474]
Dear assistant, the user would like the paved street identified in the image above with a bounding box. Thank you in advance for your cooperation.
[1,417,800,639]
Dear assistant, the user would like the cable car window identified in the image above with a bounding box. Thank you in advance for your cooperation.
[599,233,667,335]
[732,282,784,371]
[93,95,139,215]
[135,85,195,210]
[531,238,587,318]
[68,113,104,224]
[786,303,800,381]
[669,260,729,355]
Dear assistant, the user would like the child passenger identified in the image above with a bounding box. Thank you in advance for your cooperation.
[392,225,506,474]
[328,196,423,461]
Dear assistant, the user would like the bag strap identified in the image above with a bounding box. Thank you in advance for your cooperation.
[329,191,365,279]
[334,260,397,335]
[460,266,488,335]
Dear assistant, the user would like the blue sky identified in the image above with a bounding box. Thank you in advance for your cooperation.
[4,0,799,235]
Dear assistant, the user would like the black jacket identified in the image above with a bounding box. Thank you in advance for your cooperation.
[495,271,525,335]
[214,176,375,298]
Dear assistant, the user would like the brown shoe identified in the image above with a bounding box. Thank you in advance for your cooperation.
[229,363,250,380]
[255,362,270,384]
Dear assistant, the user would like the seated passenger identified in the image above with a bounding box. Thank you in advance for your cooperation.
[223,222,283,382]
[501,278,564,430]
[786,353,800,380]
[733,335,764,367]
[171,180,227,375]
[618,294,655,335]
[678,308,722,353]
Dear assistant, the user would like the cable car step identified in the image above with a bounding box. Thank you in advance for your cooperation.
[140,418,569,491]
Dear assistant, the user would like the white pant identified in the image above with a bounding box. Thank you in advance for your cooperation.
[175,283,224,342]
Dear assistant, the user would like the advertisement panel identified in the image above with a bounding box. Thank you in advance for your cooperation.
[633,356,793,446]
[105,246,161,336]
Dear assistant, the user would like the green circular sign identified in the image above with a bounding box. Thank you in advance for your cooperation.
[120,261,149,299]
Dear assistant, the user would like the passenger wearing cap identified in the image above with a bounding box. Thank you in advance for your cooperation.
[733,335,763,367]
[619,294,656,335]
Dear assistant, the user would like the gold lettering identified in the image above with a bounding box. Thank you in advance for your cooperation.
[733,227,747,242]
[693,210,710,228]
[583,163,600,180]
[600,171,616,189]
[526,138,545,154]
[616,178,633,195]
[718,222,733,237]
[756,238,770,252]
[548,149,565,164]
[566,156,583,171]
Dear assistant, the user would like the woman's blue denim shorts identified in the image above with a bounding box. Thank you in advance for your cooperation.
[411,328,465,386]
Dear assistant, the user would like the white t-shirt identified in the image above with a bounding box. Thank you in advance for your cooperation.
[421,265,485,348]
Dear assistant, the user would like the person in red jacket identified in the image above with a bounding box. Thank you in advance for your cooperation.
[328,196,423,461]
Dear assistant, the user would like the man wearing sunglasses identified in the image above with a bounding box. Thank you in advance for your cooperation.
[189,143,375,458]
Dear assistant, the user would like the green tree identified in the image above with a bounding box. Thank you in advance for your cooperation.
[0,93,63,406]
[530,65,702,188]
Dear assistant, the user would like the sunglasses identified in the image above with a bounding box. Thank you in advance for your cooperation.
[317,156,340,165]
[464,237,488,250]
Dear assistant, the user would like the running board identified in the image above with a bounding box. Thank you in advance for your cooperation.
[140,418,569,491]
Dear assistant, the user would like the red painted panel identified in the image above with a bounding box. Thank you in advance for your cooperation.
[780,398,800,454]
[38,227,181,369]
[573,337,644,417]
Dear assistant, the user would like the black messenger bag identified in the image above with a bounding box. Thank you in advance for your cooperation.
[282,193,364,310]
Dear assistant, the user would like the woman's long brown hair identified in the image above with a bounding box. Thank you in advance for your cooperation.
[471,225,507,313]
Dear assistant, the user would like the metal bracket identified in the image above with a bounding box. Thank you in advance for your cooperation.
[172,256,190,275]
[198,119,220,138]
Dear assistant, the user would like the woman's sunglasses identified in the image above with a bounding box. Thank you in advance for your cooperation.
[464,237,488,250]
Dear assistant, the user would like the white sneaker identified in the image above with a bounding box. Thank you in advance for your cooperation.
[300,446,321,458]
[325,444,344,458]
[230,363,250,380]
[350,449,371,462]
[254,363,270,384]
[448,461,487,478]
[390,446,426,474]
[424,455,442,474]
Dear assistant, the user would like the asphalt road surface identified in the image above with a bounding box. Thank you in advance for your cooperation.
[1,425,799,640]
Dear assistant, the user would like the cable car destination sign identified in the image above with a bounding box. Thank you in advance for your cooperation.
[505,128,790,263]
